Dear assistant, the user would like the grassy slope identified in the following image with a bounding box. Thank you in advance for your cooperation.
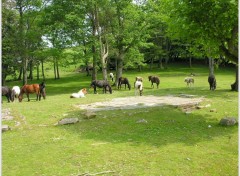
[2,64,238,176]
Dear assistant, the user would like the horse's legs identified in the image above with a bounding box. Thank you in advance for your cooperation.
[94,86,97,94]
[27,93,30,101]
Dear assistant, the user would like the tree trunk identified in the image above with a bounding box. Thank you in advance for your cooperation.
[41,60,45,80]
[28,60,33,80]
[18,67,23,80]
[158,57,163,69]
[22,57,28,85]
[209,57,214,75]
[115,54,124,87]
[231,66,238,91]
[54,58,57,79]
[56,60,60,79]
[36,63,39,80]
[189,56,192,68]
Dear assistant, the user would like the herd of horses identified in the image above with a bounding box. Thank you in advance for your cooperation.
[2,73,216,103]
[2,82,46,103]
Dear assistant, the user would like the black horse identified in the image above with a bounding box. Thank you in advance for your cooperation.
[2,86,13,102]
[148,76,160,88]
[118,77,131,90]
[208,74,216,90]
[39,82,46,98]
[90,80,112,94]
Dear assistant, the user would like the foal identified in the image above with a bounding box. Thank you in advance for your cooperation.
[70,88,88,98]
[109,73,114,82]
[208,74,216,90]
[184,77,194,87]
[134,80,143,96]
[118,77,131,90]
[148,76,160,88]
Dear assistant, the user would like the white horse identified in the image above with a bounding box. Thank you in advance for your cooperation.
[70,88,88,98]
[109,73,114,82]
[11,86,20,102]
[134,80,143,96]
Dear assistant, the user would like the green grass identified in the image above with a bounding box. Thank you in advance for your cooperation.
[2,64,238,176]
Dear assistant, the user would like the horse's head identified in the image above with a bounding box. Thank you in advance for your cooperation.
[81,88,88,95]
[18,94,23,102]
[148,76,152,81]
[90,80,96,88]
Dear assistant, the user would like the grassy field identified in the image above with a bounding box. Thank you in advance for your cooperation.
[1,63,238,176]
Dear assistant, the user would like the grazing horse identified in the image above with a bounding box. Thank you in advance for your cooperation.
[11,86,21,102]
[18,82,46,102]
[184,77,194,87]
[208,74,216,90]
[134,80,143,96]
[118,77,131,90]
[2,86,13,102]
[148,76,160,88]
[90,80,112,94]
[70,88,88,98]
[109,73,114,82]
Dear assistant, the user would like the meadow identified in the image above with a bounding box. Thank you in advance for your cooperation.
[1,63,238,176]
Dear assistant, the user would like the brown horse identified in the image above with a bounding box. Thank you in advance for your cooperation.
[18,82,46,102]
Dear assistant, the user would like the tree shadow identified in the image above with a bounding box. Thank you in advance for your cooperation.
[57,106,238,148]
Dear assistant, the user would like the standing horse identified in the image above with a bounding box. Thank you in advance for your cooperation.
[118,77,131,90]
[184,77,194,87]
[2,86,13,102]
[90,80,112,94]
[18,83,46,102]
[208,74,216,90]
[148,76,160,88]
[134,80,143,96]
[109,73,114,82]
[11,86,20,102]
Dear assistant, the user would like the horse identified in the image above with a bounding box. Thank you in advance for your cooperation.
[118,77,131,90]
[184,77,194,87]
[109,73,114,82]
[90,80,112,94]
[11,86,20,102]
[148,76,160,88]
[134,80,143,96]
[70,88,88,98]
[208,74,216,90]
[18,82,46,102]
[2,86,13,103]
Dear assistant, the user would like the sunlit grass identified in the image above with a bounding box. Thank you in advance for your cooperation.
[2,63,238,176]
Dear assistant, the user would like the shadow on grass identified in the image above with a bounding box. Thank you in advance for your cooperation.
[58,106,238,147]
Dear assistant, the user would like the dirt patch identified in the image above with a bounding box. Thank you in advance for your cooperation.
[76,95,204,112]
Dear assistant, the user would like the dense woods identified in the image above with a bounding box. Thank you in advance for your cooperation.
[2,0,238,90]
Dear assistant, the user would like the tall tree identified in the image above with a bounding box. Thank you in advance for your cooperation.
[160,0,238,90]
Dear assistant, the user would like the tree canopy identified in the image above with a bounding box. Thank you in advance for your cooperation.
[2,0,238,90]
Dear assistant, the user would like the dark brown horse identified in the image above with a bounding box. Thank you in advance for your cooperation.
[90,80,112,94]
[118,77,131,90]
[18,82,46,102]
[148,76,160,88]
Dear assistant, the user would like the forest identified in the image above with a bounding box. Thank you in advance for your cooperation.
[2,0,238,90]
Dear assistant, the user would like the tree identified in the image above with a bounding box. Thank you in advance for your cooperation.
[2,0,19,85]
[160,0,238,90]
